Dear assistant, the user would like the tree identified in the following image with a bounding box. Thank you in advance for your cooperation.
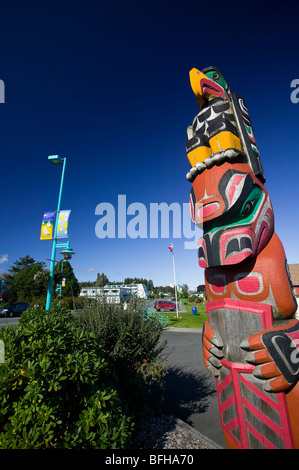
[181,284,189,299]
[54,260,80,297]
[12,262,49,301]
[153,285,173,297]
[124,277,154,291]
[1,256,46,302]
[8,255,36,276]
[78,281,95,288]
[95,273,109,287]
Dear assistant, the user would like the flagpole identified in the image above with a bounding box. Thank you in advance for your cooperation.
[169,244,179,318]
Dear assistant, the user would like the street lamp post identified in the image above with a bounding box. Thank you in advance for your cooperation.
[176,274,182,307]
[56,243,76,307]
[46,155,66,310]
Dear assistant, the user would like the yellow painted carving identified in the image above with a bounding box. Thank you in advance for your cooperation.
[209,132,242,154]
[187,146,212,166]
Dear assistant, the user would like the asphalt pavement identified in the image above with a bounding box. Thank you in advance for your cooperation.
[161,327,226,449]
[0,317,20,328]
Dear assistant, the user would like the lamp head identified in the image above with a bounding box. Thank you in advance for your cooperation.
[60,247,75,260]
[48,155,64,165]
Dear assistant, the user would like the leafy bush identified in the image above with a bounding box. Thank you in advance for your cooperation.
[188,295,204,304]
[75,301,167,414]
[0,307,133,449]
[51,296,86,309]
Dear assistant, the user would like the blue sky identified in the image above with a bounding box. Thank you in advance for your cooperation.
[0,0,299,289]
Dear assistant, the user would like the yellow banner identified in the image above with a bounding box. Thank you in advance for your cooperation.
[40,211,55,240]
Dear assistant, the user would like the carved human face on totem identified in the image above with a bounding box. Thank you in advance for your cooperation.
[189,163,274,268]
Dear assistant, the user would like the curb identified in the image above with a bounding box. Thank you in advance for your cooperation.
[175,418,224,449]
[164,327,202,333]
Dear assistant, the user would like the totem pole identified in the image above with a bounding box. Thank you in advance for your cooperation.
[186,66,299,449]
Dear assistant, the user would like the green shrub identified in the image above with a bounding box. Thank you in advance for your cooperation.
[188,295,204,304]
[51,296,86,309]
[75,301,167,414]
[0,307,133,449]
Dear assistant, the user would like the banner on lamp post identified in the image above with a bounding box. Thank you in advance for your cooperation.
[40,211,55,240]
[57,210,71,239]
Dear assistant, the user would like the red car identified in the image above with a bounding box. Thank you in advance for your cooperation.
[154,300,177,312]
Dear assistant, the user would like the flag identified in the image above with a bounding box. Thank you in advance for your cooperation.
[40,211,55,240]
[168,243,173,252]
[57,210,71,239]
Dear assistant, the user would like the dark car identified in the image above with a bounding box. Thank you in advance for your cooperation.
[154,300,177,312]
[0,302,30,318]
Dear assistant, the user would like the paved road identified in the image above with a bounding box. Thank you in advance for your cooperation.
[0,317,20,329]
[161,328,226,448]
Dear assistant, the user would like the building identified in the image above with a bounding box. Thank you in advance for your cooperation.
[103,284,149,300]
[289,264,299,296]
[79,283,149,303]
[80,286,130,303]
[126,283,149,299]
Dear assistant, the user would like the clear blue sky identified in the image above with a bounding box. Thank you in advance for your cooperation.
[1,0,299,289]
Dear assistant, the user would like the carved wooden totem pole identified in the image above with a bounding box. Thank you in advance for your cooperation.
[186,66,299,449]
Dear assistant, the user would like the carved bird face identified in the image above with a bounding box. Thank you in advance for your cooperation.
[189,66,231,109]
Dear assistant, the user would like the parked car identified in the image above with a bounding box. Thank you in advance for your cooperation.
[154,300,177,312]
[0,302,30,318]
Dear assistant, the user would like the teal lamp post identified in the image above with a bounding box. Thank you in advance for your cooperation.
[56,242,76,307]
[46,155,67,310]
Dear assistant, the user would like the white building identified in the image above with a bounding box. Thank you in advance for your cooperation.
[80,286,130,303]
[103,284,149,300]
[125,283,149,299]
[79,283,149,303]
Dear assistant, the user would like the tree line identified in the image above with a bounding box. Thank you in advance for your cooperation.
[79,274,155,291]
[79,274,194,297]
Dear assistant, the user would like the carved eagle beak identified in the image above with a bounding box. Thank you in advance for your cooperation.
[189,68,227,109]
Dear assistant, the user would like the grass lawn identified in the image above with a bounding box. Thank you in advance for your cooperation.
[166,301,207,329]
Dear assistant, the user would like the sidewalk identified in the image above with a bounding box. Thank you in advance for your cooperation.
[161,328,226,448]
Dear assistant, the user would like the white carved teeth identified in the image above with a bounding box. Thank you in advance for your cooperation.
[223,148,239,159]
[205,156,214,169]
[190,166,199,176]
[196,162,206,172]
[212,152,226,165]
[186,171,194,181]
[186,148,246,181]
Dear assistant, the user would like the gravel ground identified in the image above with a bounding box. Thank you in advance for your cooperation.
[129,412,221,450]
